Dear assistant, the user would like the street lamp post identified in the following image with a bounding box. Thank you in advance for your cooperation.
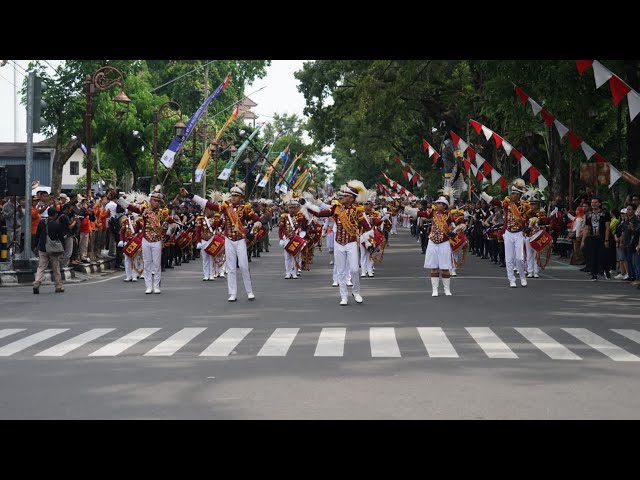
[209,139,237,192]
[152,100,185,186]
[84,66,131,199]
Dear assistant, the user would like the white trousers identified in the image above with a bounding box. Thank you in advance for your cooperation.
[359,244,373,275]
[201,237,214,279]
[424,240,452,270]
[225,238,253,296]
[213,255,225,276]
[124,254,135,280]
[525,239,539,275]
[504,230,526,282]
[334,241,360,299]
[391,216,398,234]
[283,248,301,276]
[142,238,162,289]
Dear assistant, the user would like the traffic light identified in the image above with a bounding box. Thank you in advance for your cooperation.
[32,76,47,132]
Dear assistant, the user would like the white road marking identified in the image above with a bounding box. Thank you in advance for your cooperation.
[466,327,518,359]
[370,327,401,357]
[0,329,69,356]
[36,328,115,356]
[257,328,300,356]
[417,327,458,358]
[144,328,207,356]
[314,328,346,357]
[515,328,581,360]
[563,328,640,362]
[89,328,161,356]
[199,328,253,356]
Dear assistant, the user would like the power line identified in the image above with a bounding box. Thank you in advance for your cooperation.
[44,60,56,71]
[0,71,16,87]
[8,60,27,77]
[150,60,218,93]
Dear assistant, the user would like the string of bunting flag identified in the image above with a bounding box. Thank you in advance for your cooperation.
[381,172,416,198]
[513,85,622,188]
[467,119,549,191]
[393,156,424,187]
[421,139,440,164]
[576,60,640,123]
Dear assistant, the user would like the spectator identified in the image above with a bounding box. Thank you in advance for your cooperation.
[33,207,66,294]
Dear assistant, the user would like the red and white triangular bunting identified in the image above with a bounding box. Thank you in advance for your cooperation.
[483,162,493,177]
[450,131,461,146]
[491,133,503,149]
[515,86,529,104]
[528,166,540,184]
[422,139,429,152]
[594,152,607,164]
[499,177,509,191]
[502,140,513,157]
[463,159,471,172]
[609,75,632,105]
[520,157,532,175]
[567,131,582,150]
[609,163,622,188]
[490,168,501,185]
[475,154,486,168]
[528,98,543,116]
[466,146,476,161]
[538,175,548,190]
[512,149,523,161]
[481,125,493,141]
[580,141,596,160]
[541,109,555,127]
[576,60,594,75]
[592,60,613,89]
[470,119,483,135]
[457,138,469,152]
[553,120,569,139]
[470,163,478,176]
[627,90,640,122]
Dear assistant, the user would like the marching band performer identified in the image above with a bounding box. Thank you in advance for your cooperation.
[195,208,217,281]
[183,182,262,302]
[481,178,531,288]
[522,188,549,279]
[278,191,308,279]
[211,212,226,279]
[117,186,174,294]
[406,196,465,296]
[118,210,141,282]
[360,191,383,278]
[304,180,381,305]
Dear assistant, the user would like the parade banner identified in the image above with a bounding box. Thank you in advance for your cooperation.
[243,141,270,183]
[160,73,231,169]
[194,104,239,183]
[218,123,263,181]
[258,144,290,188]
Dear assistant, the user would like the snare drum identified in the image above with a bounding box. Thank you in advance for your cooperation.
[528,229,553,252]
[285,234,306,256]
[450,232,468,253]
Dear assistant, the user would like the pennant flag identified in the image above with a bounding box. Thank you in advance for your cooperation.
[491,132,502,149]
[610,75,632,105]
[411,173,420,185]
[576,60,594,75]
[528,98,543,116]
[470,164,478,176]
[592,60,613,89]
[466,146,476,161]
[567,131,582,150]
[628,91,640,122]
[594,152,608,164]
[463,159,471,172]
[401,170,409,180]
[470,119,483,135]
[218,123,263,181]
[520,157,532,175]
[450,131,461,146]
[195,103,240,183]
[553,120,569,139]
[490,168,501,185]
[481,125,493,141]
[501,140,513,157]
[394,156,402,165]
[422,139,429,152]
[528,166,540,184]
[433,151,440,163]
[499,177,509,191]
[609,163,622,188]
[512,149,523,161]
[475,154,486,168]
[482,161,493,177]
[457,138,469,152]
[515,86,529,104]
[580,141,596,160]
[541,108,555,127]
[80,143,87,155]
[538,175,549,190]
[161,73,231,169]
[476,170,484,181]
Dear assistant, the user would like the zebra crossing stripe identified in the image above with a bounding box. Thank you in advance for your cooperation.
[0,329,26,341]
[257,328,300,356]
[417,327,459,358]
[466,327,518,359]
[36,329,116,357]
[88,328,161,357]
[563,328,640,362]
[144,328,207,356]
[370,328,401,357]
[199,328,253,356]
[314,328,346,357]
[0,329,69,357]
[611,329,640,346]
[515,328,581,360]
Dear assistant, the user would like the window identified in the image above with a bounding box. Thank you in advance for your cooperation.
[70,161,79,176]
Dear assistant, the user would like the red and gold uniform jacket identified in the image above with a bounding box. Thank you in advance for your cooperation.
[417,210,464,244]
[202,200,261,242]
[278,211,308,240]
[491,197,530,233]
[525,209,550,237]
[360,208,381,234]
[195,215,216,243]
[127,204,174,242]
[119,215,141,242]
[316,204,382,246]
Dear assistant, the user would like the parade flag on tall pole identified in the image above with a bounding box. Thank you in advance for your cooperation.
[258,144,290,188]
[218,123,264,181]
[160,73,231,169]
[194,103,240,183]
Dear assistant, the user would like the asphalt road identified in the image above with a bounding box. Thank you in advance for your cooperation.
[1,228,639,419]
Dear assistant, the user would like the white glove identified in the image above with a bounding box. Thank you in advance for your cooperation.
[253,221,262,231]
[279,239,286,248]
[117,197,130,209]
[117,241,124,248]
[404,206,419,218]
[196,242,203,249]
[299,231,307,238]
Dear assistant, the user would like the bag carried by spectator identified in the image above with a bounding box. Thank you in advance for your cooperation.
[45,219,64,254]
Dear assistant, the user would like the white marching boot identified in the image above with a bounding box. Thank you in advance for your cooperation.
[443,277,452,296]
[431,277,439,297]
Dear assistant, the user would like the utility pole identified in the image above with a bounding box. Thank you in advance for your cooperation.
[201,63,209,196]
[23,72,35,260]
